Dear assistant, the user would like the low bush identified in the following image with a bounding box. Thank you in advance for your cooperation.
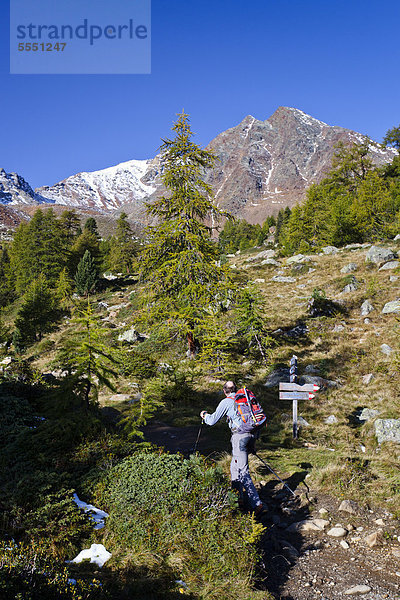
[98,452,265,599]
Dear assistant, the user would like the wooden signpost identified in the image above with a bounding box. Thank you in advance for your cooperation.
[279,356,319,438]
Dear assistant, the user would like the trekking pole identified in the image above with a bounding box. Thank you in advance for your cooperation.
[193,420,204,454]
[252,451,296,497]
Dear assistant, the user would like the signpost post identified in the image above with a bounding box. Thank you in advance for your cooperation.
[279,356,319,438]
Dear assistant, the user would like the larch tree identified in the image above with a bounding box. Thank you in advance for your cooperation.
[139,111,231,357]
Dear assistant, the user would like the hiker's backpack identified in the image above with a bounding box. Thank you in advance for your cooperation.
[233,387,267,434]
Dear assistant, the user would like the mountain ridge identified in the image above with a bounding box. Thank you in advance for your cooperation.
[1,107,397,227]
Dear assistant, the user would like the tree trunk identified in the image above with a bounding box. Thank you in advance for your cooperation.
[84,380,91,409]
[187,331,198,359]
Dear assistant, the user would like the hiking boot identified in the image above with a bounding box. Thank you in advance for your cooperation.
[254,503,268,519]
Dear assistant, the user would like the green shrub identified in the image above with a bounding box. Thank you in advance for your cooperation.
[98,452,264,599]
[0,541,105,599]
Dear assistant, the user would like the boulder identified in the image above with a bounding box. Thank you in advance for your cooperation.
[357,408,380,422]
[271,276,296,283]
[245,249,276,262]
[327,527,347,538]
[342,277,359,293]
[300,374,338,389]
[360,300,374,316]
[304,364,320,374]
[380,343,394,355]
[378,260,399,271]
[344,585,372,595]
[365,531,382,548]
[382,300,400,314]
[108,394,131,403]
[286,254,313,264]
[117,327,147,343]
[325,415,338,424]
[261,258,280,266]
[374,419,400,444]
[322,245,339,255]
[286,518,329,533]
[362,373,374,385]
[365,245,397,265]
[339,500,359,514]
[264,368,290,388]
[341,263,358,274]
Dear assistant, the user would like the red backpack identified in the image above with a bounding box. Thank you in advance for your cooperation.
[234,387,267,434]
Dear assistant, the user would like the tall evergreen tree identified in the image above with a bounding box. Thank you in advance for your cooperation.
[139,111,231,357]
[109,212,137,273]
[56,300,118,408]
[14,274,59,343]
[75,250,99,297]
[84,217,100,239]
[383,125,400,151]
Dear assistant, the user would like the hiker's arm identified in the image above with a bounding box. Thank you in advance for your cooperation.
[201,399,229,426]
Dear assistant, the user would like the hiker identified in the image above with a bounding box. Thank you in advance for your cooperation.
[200,381,266,516]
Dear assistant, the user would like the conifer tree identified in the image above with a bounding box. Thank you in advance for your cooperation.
[383,125,400,151]
[139,111,231,357]
[56,267,74,308]
[68,230,101,277]
[109,212,137,273]
[234,285,271,363]
[56,300,118,408]
[84,217,100,238]
[14,274,58,343]
[0,247,15,308]
[74,250,99,297]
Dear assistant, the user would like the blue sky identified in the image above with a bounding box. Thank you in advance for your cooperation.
[1,0,399,189]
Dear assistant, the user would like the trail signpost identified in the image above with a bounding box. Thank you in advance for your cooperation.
[279,356,320,438]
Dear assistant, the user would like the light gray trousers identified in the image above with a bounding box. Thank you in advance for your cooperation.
[230,432,261,510]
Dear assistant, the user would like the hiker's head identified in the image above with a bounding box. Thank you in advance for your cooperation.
[223,381,237,395]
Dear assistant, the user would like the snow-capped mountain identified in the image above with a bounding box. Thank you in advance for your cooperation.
[36,158,160,212]
[0,168,53,206]
[1,107,397,227]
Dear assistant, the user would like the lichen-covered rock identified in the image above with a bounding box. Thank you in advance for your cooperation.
[374,419,400,444]
[357,408,380,422]
[272,275,296,283]
[380,343,394,355]
[378,260,399,271]
[360,300,374,316]
[322,245,339,255]
[382,300,400,314]
[341,263,358,274]
[365,246,397,264]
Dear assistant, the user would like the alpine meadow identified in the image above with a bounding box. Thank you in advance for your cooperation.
[1,109,400,600]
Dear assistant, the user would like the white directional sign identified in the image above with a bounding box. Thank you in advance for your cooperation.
[279,392,315,401]
[279,382,320,392]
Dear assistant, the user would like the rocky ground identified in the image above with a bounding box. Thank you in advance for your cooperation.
[143,421,400,600]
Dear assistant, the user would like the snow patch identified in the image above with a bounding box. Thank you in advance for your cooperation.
[68,544,111,568]
[73,493,109,530]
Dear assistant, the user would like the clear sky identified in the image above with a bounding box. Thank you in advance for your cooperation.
[1,0,399,189]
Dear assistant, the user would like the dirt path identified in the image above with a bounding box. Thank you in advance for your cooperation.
[143,422,400,600]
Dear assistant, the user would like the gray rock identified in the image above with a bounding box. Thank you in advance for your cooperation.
[360,300,374,316]
[98,301,109,309]
[108,394,131,403]
[264,368,290,387]
[382,300,400,314]
[327,526,347,538]
[117,327,147,343]
[286,518,329,533]
[375,419,400,444]
[286,254,314,264]
[378,260,399,270]
[394,234,400,241]
[322,245,339,255]
[332,324,346,332]
[362,373,374,385]
[245,249,276,262]
[253,278,265,283]
[366,245,397,265]
[345,242,371,250]
[325,415,338,424]
[304,364,320,374]
[341,263,358,274]
[298,416,310,427]
[339,500,359,514]
[260,258,280,266]
[390,275,399,282]
[342,277,359,293]
[358,408,380,422]
[272,276,297,283]
[300,374,338,388]
[380,343,394,355]
[344,585,371,595]
[364,318,371,324]
[340,540,350,549]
